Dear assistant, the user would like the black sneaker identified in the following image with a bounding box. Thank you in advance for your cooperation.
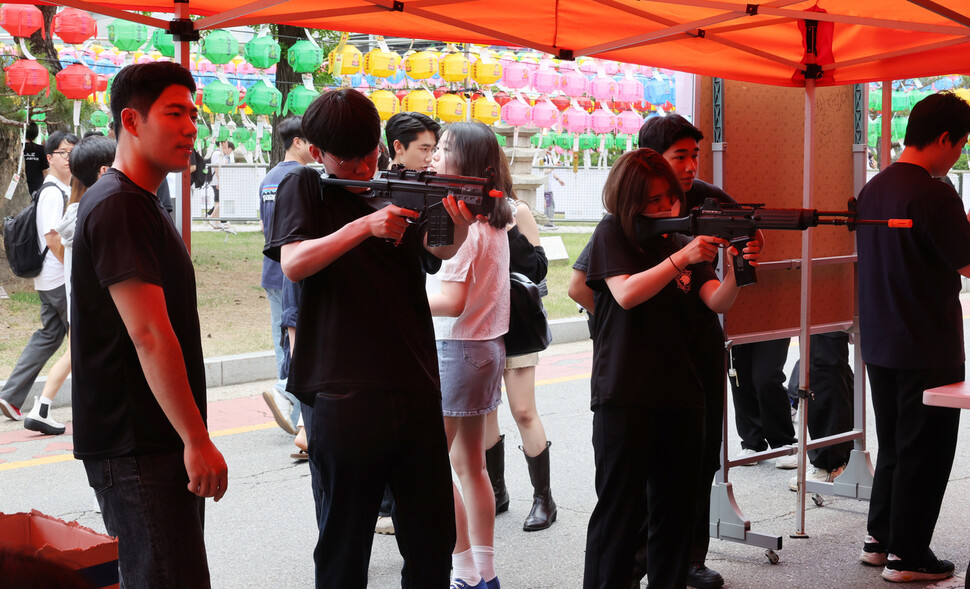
[860,534,887,566]
[881,552,954,583]
[686,562,724,589]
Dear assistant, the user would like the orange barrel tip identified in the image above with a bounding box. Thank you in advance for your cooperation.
[888,219,913,228]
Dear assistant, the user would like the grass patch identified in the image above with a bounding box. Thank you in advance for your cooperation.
[541,231,594,319]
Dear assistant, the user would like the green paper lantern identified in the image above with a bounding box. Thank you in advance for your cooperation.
[244,35,281,70]
[232,127,252,144]
[246,83,282,115]
[215,125,230,142]
[244,137,257,152]
[578,133,598,151]
[495,133,506,147]
[202,80,239,114]
[260,132,272,151]
[30,112,46,122]
[287,39,323,74]
[196,122,211,140]
[603,133,616,150]
[555,133,573,150]
[90,110,109,127]
[108,19,148,52]
[201,30,239,66]
[284,86,319,116]
[530,133,540,148]
[152,29,175,58]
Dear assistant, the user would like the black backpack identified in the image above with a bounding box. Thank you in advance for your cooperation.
[3,182,66,278]
[190,149,211,189]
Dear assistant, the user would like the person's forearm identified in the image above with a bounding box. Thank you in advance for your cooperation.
[607,255,684,310]
[704,271,740,314]
[281,217,371,282]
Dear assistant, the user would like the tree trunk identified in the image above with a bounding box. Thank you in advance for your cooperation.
[271,25,303,168]
[25,6,61,76]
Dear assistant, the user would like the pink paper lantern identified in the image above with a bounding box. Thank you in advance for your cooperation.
[616,110,644,135]
[639,65,654,76]
[561,106,590,133]
[224,61,237,74]
[501,62,531,89]
[579,59,598,75]
[616,78,644,102]
[265,63,277,75]
[500,99,532,126]
[590,76,617,101]
[604,61,620,76]
[590,109,616,134]
[136,55,154,64]
[560,71,588,97]
[532,69,561,94]
[531,101,560,129]
[197,58,215,73]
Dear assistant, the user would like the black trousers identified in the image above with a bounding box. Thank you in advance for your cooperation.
[786,333,854,470]
[584,404,704,589]
[729,339,796,450]
[866,363,962,562]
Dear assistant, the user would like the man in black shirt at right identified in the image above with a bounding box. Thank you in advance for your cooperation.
[23,121,48,195]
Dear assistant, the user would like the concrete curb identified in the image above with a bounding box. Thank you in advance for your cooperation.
[8,316,591,411]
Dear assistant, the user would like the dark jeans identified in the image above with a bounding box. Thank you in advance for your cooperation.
[584,405,704,589]
[786,333,854,470]
[730,339,796,450]
[309,389,456,589]
[83,451,209,589]
[866,363,962,562]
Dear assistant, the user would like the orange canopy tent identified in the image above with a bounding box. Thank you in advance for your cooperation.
[10,0,970,88]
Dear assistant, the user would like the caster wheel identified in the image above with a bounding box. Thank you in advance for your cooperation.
[812,493,824,507]
[766,549,779,564]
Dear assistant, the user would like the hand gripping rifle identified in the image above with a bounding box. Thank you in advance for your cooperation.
[319,164,505,246]
[634,198,913,287]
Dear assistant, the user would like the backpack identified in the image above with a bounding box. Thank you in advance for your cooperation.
[190,149,211,189]
[3,182,66,278]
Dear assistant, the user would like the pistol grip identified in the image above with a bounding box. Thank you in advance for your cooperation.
[729,235,757,287]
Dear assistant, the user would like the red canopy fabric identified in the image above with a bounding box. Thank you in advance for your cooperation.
[21,0,970,87]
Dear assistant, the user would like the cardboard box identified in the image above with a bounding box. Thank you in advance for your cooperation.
[0,510,118,588]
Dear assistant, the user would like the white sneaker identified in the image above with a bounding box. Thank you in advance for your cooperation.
[23,397,65,435]
[775,454,798,470]
[736,448,760,466]
[0,397,24,421]
[261,390,298,435]
[788,464,845,491]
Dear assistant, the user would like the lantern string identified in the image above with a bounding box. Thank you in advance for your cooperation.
[19,38,36,61]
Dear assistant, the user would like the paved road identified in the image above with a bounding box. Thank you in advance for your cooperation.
[2,340,969,588]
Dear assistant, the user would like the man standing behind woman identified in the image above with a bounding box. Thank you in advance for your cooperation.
[427,121,513,589]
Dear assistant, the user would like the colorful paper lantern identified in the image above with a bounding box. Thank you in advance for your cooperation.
[196,122,211,140]
[550,95,571,112]
[531,101,560,129]
[578,132,598,150]
[201,30,238,65]
[402,89,436,116]
[0,5,44,39]
[501,62,531,89]
[107,19,148,52]
[214,125,230,142]
[590,109,616,134]
[439,52,469,83]
[246,83,282,115]
[328,44,362,76]
[500,100,531,126]
[532,69,561,94]
[232,127,252,144]
[260,132,272,151]
[590,76,617,102]
[436,93,467,123]
[243,35,280,70]
[577,96,595,114]
[470,59,502,85]
[403,51,437,80]
[245,137,257,152]
[202,79,239,114]
[90,110,109,127]
[55,63,97,100]
[493,91,511,107]
[369,89,400,121]
[284,86,319,116]
[52,8,96,45]
[561,106,590,133]
[560,71,589,97]
[363,48,400,78]
[471,96,500,125]
[616,78,644,103]
[149,29,175,58]
[5,59,50,96]
[616,110,644,135]
[288,39,324,74]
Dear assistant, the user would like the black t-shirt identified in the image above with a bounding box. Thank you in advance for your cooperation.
[23,142,48,196]
[71,169,206,459]
[586,214,718,411]
[857,162,970,369]
[263,166,442,405]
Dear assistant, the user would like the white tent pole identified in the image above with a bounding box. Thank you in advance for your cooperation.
[174,0,194,252]
[881,82,893,170]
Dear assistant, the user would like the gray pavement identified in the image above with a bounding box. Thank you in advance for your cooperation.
[3,339,970,588]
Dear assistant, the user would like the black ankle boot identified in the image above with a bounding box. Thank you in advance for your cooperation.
[523,441,557,531]
[485,434,510,514]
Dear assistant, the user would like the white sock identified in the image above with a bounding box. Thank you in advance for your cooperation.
[472,545,496,583]
[39,397,52,407]
[452,548,481,584]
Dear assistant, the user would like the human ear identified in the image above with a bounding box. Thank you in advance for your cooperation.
[308,144,325,164]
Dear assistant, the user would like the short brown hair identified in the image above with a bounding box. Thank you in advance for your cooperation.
[602,148,684,251]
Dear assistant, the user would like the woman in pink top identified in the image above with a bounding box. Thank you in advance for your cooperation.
[427,122,513,589]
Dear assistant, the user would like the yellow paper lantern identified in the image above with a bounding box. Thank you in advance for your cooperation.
[436,93,467,122]
[363,48,401,78]
[402,89,436,116]
[471,59,502,85]
[471,96,500,125]
[439,52,469,83]
[403,51,438,80]
[328,44,363,76]
[369,90,400,121]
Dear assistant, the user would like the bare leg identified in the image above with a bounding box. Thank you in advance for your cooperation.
[504,366,548,457]
[485,410,501,449]
[448,415,495,551]
[39,339,71,402]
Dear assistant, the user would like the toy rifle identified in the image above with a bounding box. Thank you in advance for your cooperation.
[634,198,913,286]
[319,164,504,246]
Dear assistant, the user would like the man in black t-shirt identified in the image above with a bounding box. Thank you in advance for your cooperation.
[856,92,970,583]
[71,62,227,588]
[23,121,48,195]
[264,89,477,588]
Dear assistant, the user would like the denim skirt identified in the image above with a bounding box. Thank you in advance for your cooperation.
[437,337,505,417]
